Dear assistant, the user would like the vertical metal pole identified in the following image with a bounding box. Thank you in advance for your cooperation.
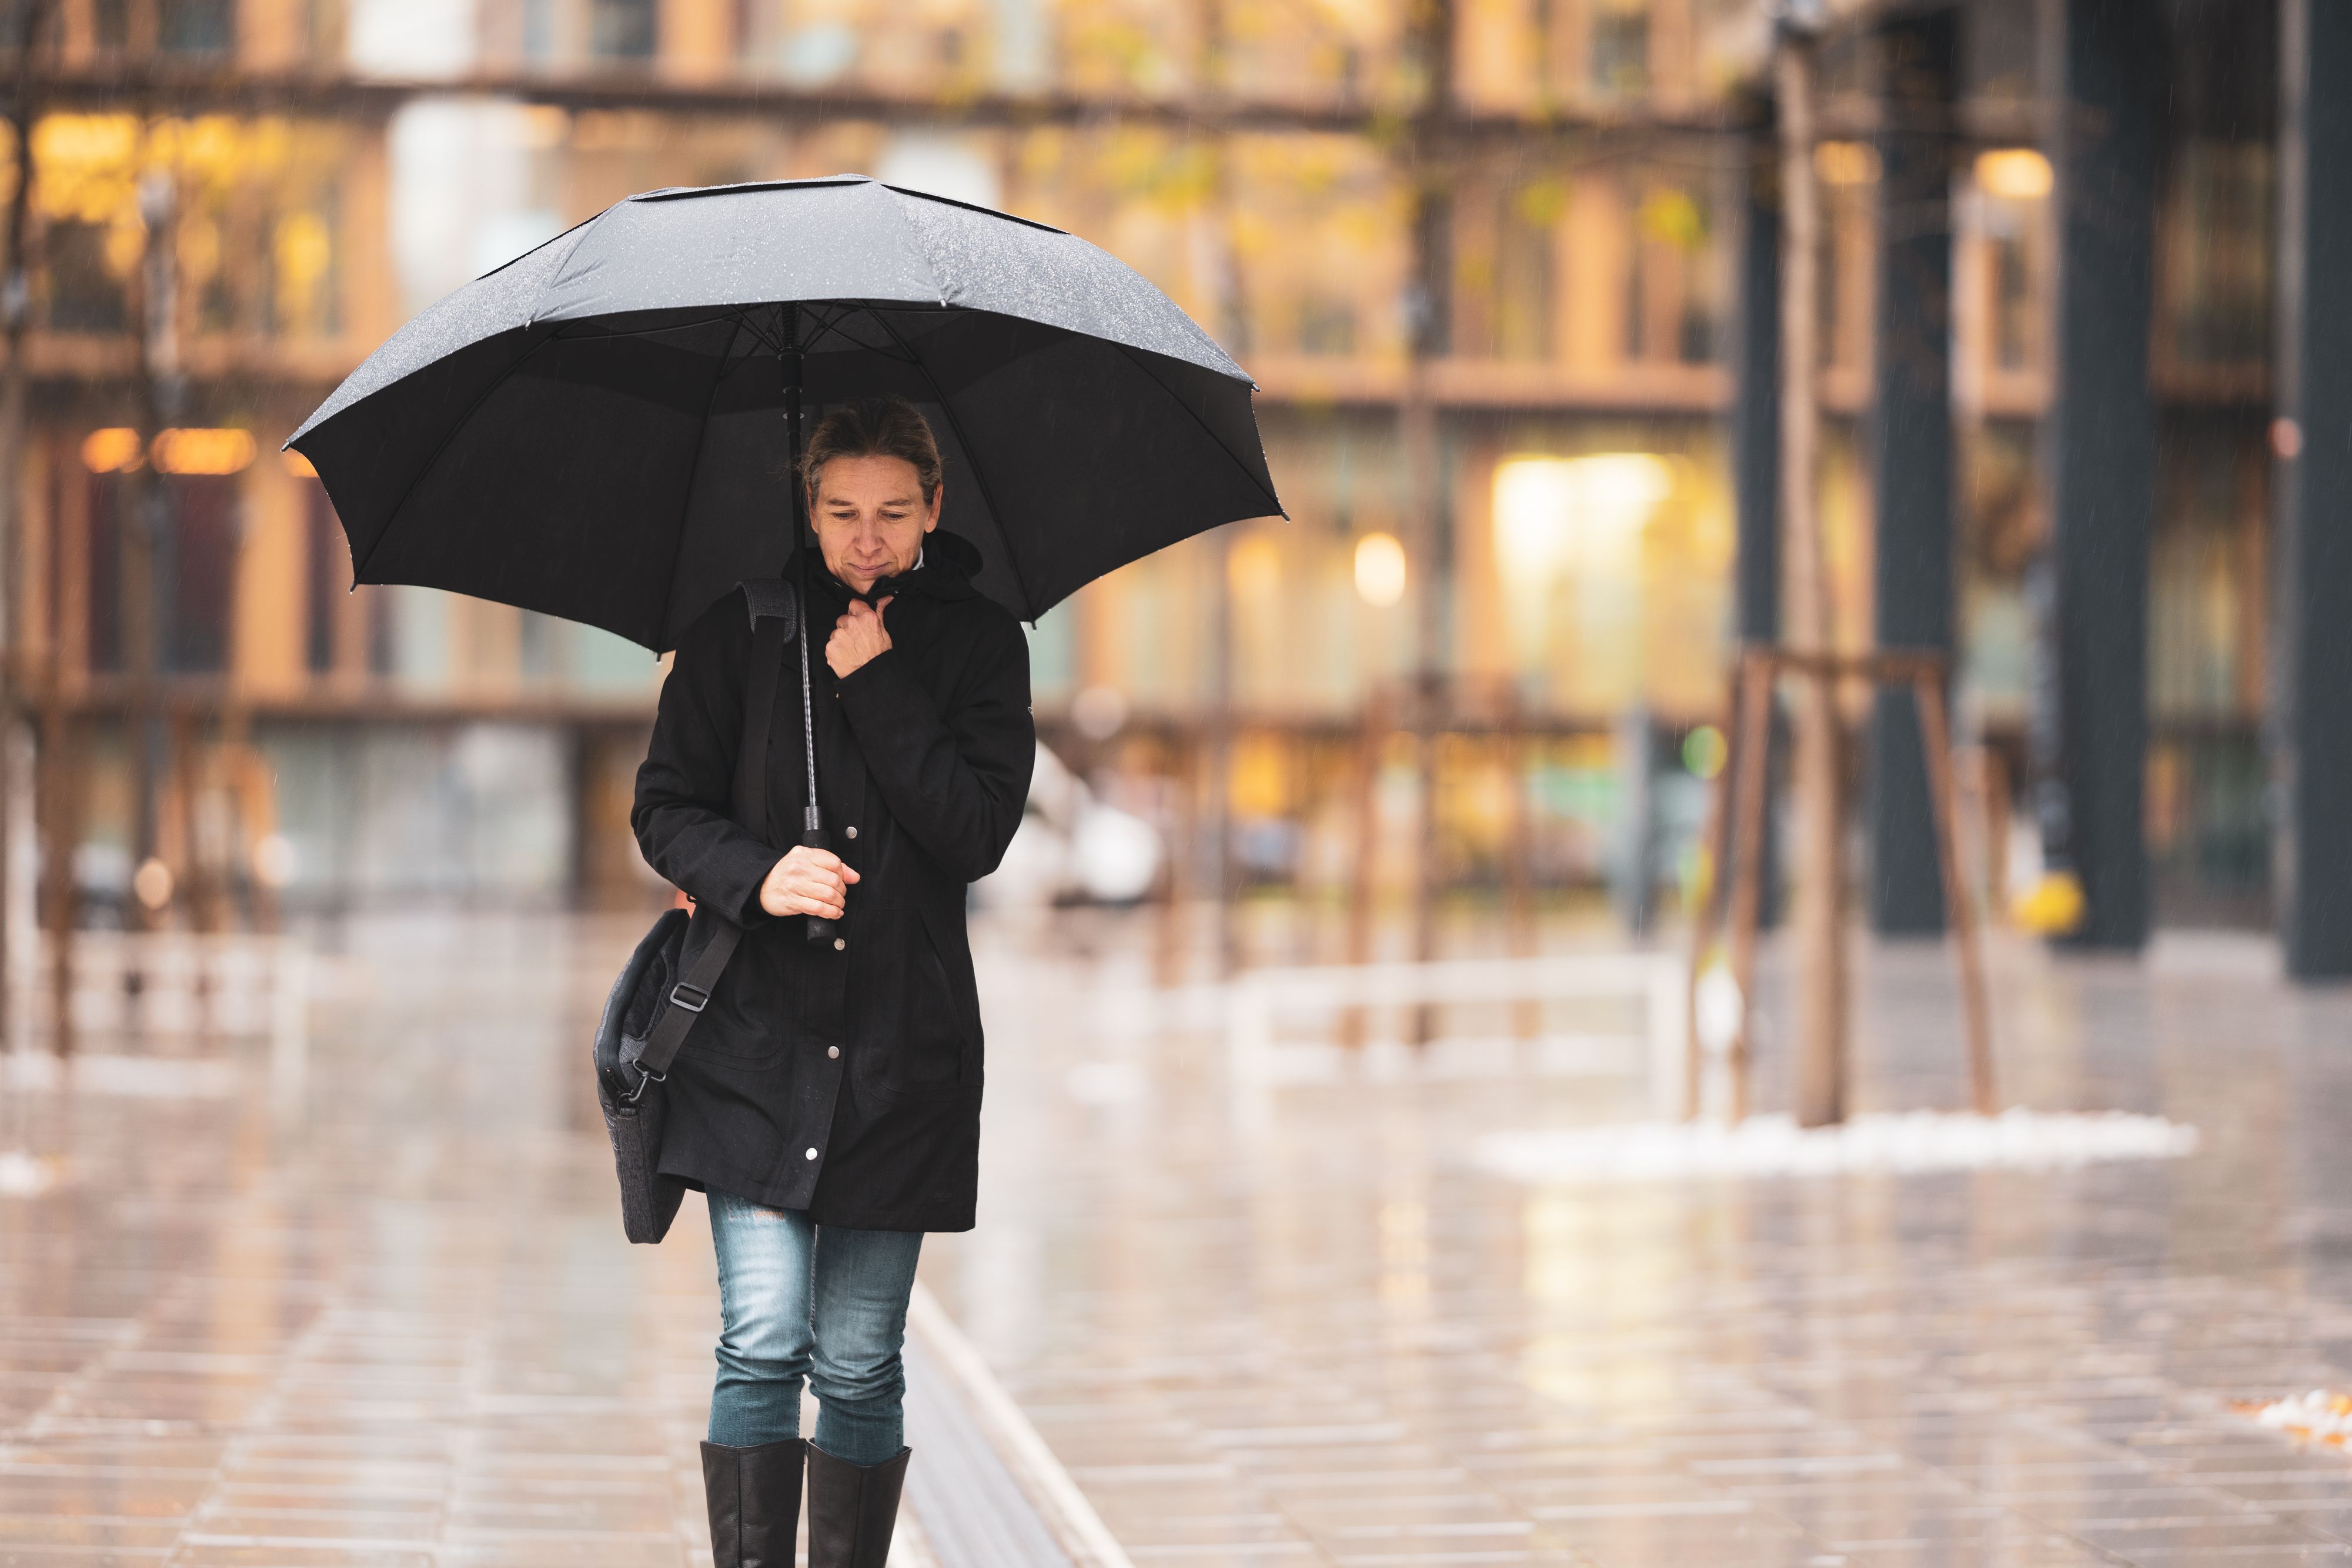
[128,160,178,947]
[2044,0,2159,950]
[2274,0,2352,977]
[1404,0,1454,1044]
[0,1,54,1050]
[1867,5,1958,935]
[1207,531,1235,976]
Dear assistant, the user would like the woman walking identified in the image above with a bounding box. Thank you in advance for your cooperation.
[633,394,1035,1567]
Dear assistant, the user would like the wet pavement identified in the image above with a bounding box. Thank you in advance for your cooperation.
[4,907,2352,1566]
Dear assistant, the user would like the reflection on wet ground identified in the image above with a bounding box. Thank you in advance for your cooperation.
[2,908,2350,1566]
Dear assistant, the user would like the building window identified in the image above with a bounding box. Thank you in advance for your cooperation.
[591,0,657,61]
[168,476,237,673]
[44,221,128,333]
[159,0,235,55]
[1591,0,1649,96]
[1298,295,1357,357]
[2164,140,2271,367]
[1492,184,1556,362]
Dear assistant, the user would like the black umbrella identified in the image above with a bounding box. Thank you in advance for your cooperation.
[286,173,1284,645]
[289,173,1283,942]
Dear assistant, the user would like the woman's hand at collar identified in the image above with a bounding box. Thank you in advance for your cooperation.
[826,596,894,678]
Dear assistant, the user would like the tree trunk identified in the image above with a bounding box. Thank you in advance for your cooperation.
[1776,30,1848,1128]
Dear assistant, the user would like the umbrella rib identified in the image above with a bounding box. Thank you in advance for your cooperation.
[1111,343,1287,520]
[349,325,562,586]
[548,311,749,343]
[867,307,1037,618]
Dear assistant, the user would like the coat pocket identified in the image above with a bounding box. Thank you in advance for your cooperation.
[852,901,968,1100]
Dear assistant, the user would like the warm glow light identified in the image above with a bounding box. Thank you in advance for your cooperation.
[81,426,142,472]
[1492,454,1673,580]
[151,427,257,475]
[1354,531,1407,607]
[1492,454,1674,671]
[1976,148,2053,200]
[282,448,318,477]
[1228,533,1282,597]
[1814,141,1880,186]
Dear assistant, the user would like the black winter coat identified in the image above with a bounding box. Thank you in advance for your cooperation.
[631,532,1034,1232]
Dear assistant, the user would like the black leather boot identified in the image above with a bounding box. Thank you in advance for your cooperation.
[804,1442,910,1567]
[700,1437,804,1568]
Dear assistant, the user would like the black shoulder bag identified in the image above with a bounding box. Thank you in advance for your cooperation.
[592,582,796,1244]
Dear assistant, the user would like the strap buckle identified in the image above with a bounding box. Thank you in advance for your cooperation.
[669,981,710,1015]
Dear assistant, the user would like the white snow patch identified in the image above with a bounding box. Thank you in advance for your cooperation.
[2246,1390,2352,1446]
[1474,1109,2199,1184]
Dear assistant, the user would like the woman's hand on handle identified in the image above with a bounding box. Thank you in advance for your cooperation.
[759,845,859,920]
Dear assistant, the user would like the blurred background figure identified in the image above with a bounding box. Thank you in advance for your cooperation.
[975,742,1164,914]
[0,0,2330,1036]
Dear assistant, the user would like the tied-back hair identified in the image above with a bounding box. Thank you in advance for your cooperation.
[800,394,944,504]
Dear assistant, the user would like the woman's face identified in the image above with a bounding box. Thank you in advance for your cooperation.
[810,454,940,593]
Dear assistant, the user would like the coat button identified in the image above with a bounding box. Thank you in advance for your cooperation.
[828,1046,840,1059]
[833,937,846,951]
[845,825,857,839]
[804,1148,818,1161]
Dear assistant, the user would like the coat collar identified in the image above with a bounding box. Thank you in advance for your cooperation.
[793,530,982,610]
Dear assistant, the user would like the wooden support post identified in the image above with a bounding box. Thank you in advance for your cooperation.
[1339,687,1387,1050]
[1776,22,1849,1128]
[1683,658,1742,1119]
[1913,674,1998,1115]
[38,705,75,1056]
[1725,652,1775,1123]
[1706,646,1997,1123]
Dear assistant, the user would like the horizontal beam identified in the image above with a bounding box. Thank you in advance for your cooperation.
[24,59,1735,141]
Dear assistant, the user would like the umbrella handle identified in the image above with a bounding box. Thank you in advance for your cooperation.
[801,827,837,946]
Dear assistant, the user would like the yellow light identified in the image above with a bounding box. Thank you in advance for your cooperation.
[1976,148,2053,200]
[1683,724,1726,780]
[1228,533,1282,596]
[1814,141,1880,186]
[2011,868,2085,934]
[1492,453,1673,580]
[81,426,142,473]
[151,427,256,476]
[1354,531,1407,607]
[282,448,318,478]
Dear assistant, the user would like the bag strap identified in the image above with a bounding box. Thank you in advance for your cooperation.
[635,590,794,1079]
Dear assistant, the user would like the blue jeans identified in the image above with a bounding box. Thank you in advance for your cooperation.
[706,1188,924,1466]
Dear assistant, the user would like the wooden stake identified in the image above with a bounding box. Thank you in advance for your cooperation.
[1776,25,1848,1129]
[1682,663,1740,1119]
[1726,653,1775,1123]
[1913,674,1999,1115]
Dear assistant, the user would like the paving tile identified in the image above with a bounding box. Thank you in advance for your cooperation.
[13,914,2352,1567]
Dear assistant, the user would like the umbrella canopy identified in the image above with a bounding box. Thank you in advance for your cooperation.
[288,175,1284,649]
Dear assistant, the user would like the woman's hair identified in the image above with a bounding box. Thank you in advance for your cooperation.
[800,394,944,504]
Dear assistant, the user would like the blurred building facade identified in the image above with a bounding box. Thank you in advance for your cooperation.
[0,0,2287,942]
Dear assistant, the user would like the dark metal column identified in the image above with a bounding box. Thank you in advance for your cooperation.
[1866,5,1957,935]
[2042,0,2160,950]
[1735,114,1782,652]
[1731,112,1783,927]
[2275,0,2352,977]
